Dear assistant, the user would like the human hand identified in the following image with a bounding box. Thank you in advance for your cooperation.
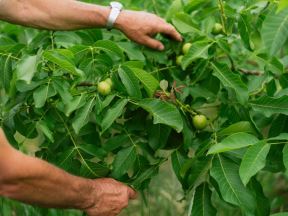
[115,10,182,51]
[84,178,137,216]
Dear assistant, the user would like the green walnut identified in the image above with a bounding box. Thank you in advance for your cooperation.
[193,115,208,130]
[176,55,184,65]
[212,23,223,35]
[98,80,112,96]
[182,43,192,55]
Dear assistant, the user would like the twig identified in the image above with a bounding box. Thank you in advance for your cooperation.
[76,82,95,87]
[217,0,227,34]
[0,52,20,60]
[239,68,262,76]
[151,66,177,74]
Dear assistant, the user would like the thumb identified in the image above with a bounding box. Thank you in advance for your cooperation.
[127,187,137,199]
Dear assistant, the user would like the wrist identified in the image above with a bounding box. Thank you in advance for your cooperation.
[75,179,95,210]
[106,1,123,30]
[114,10,129,31]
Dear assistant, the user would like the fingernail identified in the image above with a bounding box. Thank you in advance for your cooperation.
[158,44,165,51]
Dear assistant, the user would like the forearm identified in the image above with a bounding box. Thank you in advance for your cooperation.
[0,129,136,215]
[0,0,110,30]
[0,138,93,210]
[0,0,182,50]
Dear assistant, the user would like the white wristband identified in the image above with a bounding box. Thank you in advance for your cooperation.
[106,2,123,30]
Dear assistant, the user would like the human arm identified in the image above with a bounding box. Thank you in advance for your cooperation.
[0,0,182,50]
[0,129,136,216]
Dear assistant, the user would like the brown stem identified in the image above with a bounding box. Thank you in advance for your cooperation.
[76,82,95,87]
[238,68,262,76]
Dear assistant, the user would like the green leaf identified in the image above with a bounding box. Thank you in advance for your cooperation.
[261,8,288,56]
[283,144,288,174]
[182,41,212,70]
[103,134,131,152]
[54,31,82,48]
[79,144,107,159]
[72,97,95,134]
[118,42,145,61]
[239,141,270,185]
[129,67,159,97]
[185,158,212,190]
[122,61,144,69]
[211,62,248,104]
[137,99,183,132]
[36,120,54,143]
[210,155,256,215]
[148,124,171,150]
[0,55,12,92]
[43,49,82,76]
[111,146,137,179]
[80,161,110,178]
[249,178,271,216]
[118,66,142,99]
[185,0,207,13]
[16,55,38,84]
[172,13,201,34]
[191,183,217,216]
[95,94,115,115]
[268,133,288,142]
[218,121,257,137]
[278,0,288,12]
[131,165,158,190]
[101,99,128,133]
[33,82,57,108]
[238,13,252,51]
[208,132,259,155]
[271,213,288,216]
[53,79,73,104]
[171,150,186,182]
[64,94,87,117]
[94,40,124,60]
[267,56,284,76]
[250,95,288,117]
[166,0,183,21]
[16,80,44,93]
[57,147,76,170]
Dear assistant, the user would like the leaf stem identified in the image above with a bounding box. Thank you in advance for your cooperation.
[0,52,20,60]
[50,31,55,50]
[151,66,177,74]
[217,0,227,34]
[151,0,160,15]
[55,109,99,178]
[176,99,197,116]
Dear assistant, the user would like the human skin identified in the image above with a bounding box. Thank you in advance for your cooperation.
[0,0,182,50]
[0,1,182,215]
[0,129,137,216]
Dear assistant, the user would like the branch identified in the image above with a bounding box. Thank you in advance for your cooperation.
[76,82,95,87]
[238,68,262,76]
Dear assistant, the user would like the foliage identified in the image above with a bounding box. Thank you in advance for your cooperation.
[1,0,288,215]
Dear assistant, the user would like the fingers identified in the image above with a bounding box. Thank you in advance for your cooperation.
[141,36,165,51]
[159,23,182,42]
[127,187,137,200]
[141,20,181,51]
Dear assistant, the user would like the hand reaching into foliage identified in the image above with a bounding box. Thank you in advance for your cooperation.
[85,178,137,216]
[115,10,182,50]
[0,0,181,50]
[0,0,175,214]
[0,129,136,215]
